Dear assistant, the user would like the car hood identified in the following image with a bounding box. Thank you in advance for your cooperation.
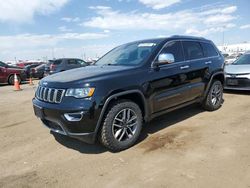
[42,65,134,84]
[225,64,250,74]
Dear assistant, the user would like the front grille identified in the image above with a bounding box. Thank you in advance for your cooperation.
[226,78,250,88]
[36,86,65,103]
[227,73,249,77]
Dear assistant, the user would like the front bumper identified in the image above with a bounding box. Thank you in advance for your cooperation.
[32,98,100,144]
[224,77,250,90]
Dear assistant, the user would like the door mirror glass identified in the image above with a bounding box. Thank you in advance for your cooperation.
[157,53,175,65]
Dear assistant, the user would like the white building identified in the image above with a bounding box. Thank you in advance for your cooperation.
[218,42,250,54]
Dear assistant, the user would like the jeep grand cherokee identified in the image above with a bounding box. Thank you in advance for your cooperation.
[33,36,225,151]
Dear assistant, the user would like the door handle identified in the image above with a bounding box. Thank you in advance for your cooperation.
[180,65,190,70]
[205,61,212,65]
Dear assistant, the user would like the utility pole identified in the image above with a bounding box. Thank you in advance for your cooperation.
[222,25,226,51]
[52,48,55,59]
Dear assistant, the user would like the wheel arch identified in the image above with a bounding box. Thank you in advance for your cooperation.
[94,90,148,136]
[7,73,20,84]
[203,71,225,98]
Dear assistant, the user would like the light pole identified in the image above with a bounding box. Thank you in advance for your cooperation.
[222,25,226,51]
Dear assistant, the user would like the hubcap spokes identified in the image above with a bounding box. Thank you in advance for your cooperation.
[211,84,222,105]
[112,108,138,142]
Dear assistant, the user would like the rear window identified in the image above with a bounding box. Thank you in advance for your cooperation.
[53,60,62,65]
[0,61,7,67]
[201,42,218,57]
[182,41,204,60]
[36,64,45,69]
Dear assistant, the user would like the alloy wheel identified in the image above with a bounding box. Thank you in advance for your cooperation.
[211,83,222,106]
[112,108,138,142]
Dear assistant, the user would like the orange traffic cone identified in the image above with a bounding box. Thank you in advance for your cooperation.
[14,74,21,91]
[29,77,34,85]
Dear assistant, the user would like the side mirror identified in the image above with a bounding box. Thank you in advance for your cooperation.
[155,53,175,66]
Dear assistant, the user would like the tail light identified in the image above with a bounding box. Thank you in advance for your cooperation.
[31,68,37,73]
[50,64,56,71]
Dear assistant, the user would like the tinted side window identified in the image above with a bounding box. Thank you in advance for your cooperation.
[68,59,77,65]
[183,41,204,60]
[161,41,184,62]
[201,42,218,57]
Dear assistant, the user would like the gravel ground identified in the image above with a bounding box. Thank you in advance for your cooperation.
[0,81,250,188]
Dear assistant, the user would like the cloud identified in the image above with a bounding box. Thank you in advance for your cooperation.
[204,14,236,26]
[138,0,181,10]
[58,26,72,32]
[103,30,110,33]
[0,0,69,23]
[0,32,109,50]
[82,5,237,37]
[185,23,236,36]
[240,24,250,29]
[61,17,80,22]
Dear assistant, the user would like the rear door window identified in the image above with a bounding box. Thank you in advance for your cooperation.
[182,41,204,60]
[160,41,184,63]
[201,42,218,57]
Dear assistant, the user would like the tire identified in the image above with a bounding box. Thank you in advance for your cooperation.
[202,80,223,111]
[8,74,21,85]
[99,100,143,152]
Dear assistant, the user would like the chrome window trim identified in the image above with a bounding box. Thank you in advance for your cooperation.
[151,39,220,68]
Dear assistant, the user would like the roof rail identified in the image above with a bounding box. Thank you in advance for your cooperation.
[170,35,206,40]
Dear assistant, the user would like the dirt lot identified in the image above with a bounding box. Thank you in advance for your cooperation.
[0,81,250,188]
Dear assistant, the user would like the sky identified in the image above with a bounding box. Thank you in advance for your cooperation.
[0,0,249,61]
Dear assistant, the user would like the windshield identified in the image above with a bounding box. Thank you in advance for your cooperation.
[233,54,250,65]
[0,61,8,68]
[95,41,159,66]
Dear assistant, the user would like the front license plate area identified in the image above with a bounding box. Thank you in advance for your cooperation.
[33,105,44,119]
[227,79,238,86]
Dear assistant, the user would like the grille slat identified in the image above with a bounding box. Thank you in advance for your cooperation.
[36,86,65,103]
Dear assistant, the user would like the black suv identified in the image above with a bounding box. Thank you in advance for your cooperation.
[44,58,88,76]
[33,36,225,151]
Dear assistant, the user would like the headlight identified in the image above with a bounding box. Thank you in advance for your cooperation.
[65,88,95,98]
[226,73,250,79]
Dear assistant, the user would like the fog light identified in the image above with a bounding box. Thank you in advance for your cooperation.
[64,112,84,122]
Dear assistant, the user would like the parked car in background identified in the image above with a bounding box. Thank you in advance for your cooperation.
[222,52,229,59]
[44,58,88,76]
[44,60,54,77]
[16,62,34,68]
[0,61,26,85]
[16,60,45,68]
[225,54,237,64]
[33,36,225,151]
[31,64,46,79]
[225,52,250,90]
[24,64,42,78]
[86,58,99,65]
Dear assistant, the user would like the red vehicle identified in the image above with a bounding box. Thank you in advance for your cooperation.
[16,62,34,68]
[0,61,26,85]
